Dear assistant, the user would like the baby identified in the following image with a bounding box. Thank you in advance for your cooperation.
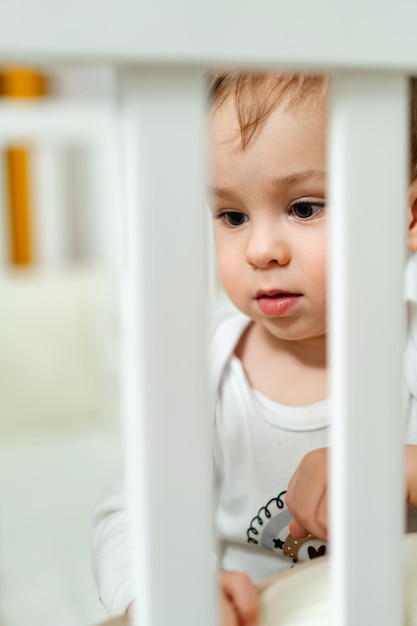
[93,72,417,626]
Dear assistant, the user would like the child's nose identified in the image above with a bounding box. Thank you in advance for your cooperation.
[246,228,290,268]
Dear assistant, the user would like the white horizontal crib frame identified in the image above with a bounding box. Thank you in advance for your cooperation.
[0,1,414,625]
[0,102,121,269]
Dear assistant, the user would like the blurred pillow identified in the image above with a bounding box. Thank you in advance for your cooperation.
[0,264,113,433]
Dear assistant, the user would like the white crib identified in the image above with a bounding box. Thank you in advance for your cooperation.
[0,1,414,625]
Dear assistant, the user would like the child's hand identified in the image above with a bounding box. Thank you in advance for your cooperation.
[286,447,329,542]
[219,570,259,626]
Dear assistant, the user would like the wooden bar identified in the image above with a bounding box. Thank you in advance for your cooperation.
[6,145,33,265]
[1,68,48,266]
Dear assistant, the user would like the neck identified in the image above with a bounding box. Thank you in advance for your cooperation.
[236,322,328,406]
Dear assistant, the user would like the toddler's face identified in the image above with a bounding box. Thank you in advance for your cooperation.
[209,96,328,347]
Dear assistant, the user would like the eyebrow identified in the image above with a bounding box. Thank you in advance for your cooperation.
[270,169,326,187]
[210,169,326,200]
[210,186,239,200]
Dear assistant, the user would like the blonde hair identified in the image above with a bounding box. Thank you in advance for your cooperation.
[211,71,417,179]
[210,71,328,149]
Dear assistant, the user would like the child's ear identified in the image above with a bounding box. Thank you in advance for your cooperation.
[408,179,417,251]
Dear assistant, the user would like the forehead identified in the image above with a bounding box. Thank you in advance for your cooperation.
[210,95,327,161]
[209,95,327,199]
[210,92,327,150]
[210,73,328,147]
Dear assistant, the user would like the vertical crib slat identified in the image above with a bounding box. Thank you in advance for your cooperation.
[6,145,33,265]
[119,67,215,626]
[329,72,408,626]
[32,145,69,265]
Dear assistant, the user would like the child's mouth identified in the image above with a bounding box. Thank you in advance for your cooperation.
[256,291,301,316]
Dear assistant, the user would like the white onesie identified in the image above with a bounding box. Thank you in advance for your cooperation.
[92,256,417,615]
[211,311,330,584]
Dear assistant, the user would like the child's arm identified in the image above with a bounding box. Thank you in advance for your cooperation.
[92,480,137,616]
[219,571,259,626]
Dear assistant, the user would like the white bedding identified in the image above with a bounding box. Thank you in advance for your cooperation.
[0,425,122,626]
[0,265,122,626]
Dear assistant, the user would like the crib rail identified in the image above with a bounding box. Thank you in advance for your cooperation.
[0,2,413,625]
[329,71,407,625]
[119,68,215,626]
[0,1,416,71]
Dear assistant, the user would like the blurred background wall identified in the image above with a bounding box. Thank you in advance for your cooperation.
[0,65,124,626]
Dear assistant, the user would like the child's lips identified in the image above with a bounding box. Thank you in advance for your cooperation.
[255,290,302,316]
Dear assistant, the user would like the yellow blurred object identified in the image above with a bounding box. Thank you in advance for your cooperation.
[0,66,48,98]
[0,67,48,266]
[5,146,32,265]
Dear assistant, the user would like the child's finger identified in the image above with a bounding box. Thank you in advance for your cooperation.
[302,489,328,541]
[220,571,259,626]
[289,518,309,538]
[219,591,239,626]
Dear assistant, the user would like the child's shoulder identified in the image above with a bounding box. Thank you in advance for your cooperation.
[405,254,417,399]
[208,311,251,401]
[209,310,251,347]
[405,253,417,304]
[406,301,417,398]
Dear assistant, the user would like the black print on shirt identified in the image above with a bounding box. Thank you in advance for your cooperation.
[308,545,326,559]
[246,490,327,564]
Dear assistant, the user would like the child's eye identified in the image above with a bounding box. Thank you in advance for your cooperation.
[218,211,249,228]
[289,200,325,220]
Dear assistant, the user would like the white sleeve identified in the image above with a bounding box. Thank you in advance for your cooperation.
[91,314,249,616]
[91,479,136,617]
[405,299,417,440]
